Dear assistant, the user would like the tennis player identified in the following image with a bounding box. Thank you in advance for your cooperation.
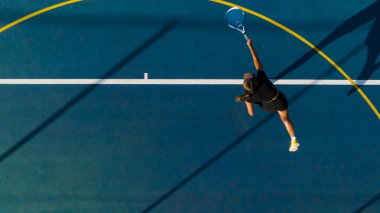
[236,38,299,152]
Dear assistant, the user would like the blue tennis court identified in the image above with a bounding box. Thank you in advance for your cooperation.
[0,0,379,212]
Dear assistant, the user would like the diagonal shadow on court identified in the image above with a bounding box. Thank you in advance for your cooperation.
[274,0,380,87]
[346,13,380,95]
[0,21,178,163]
[140,43,362,213]
[353,193,380,213]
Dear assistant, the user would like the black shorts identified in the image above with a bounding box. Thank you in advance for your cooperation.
[258,92,288,113]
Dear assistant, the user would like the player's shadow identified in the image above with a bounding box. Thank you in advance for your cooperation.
[347,15,380,95]
[275,0,380,95]
[353,193,380,213]
[0,21,178,163]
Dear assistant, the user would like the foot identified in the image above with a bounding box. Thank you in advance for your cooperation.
[289,139,300,152]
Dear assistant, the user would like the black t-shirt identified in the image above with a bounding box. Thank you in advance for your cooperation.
[247,71,277,103]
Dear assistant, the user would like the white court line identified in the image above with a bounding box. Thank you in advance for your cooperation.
[0,79,379,85]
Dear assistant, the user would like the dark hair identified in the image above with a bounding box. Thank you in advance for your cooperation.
[242,78,258,94]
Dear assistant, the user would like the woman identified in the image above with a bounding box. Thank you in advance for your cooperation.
[236,39,299,152]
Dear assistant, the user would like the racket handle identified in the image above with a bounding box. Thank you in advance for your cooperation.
[243,33,249,41]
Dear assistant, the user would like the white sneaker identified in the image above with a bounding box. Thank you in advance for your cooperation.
[289,139,300,152]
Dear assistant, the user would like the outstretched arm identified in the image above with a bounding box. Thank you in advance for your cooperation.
[247,39,264,72]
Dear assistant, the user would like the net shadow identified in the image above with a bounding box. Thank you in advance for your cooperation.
[0,20,178,163]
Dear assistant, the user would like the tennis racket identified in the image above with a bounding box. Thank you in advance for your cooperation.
[224,7,249,40]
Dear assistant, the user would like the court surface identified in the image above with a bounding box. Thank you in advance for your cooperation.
[0,0,380,212]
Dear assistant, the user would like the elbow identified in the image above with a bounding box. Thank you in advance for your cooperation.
[248,112,254,117]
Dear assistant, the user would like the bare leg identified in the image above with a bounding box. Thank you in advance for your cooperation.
[277,109,295,138]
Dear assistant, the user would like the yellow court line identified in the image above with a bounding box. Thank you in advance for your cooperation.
[210,0,380,120]
[0,0,82,33]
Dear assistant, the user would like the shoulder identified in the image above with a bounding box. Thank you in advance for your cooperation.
[257,70,267,78]
[257,69,265,75]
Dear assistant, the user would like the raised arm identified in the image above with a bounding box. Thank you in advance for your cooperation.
[246,39,264,72]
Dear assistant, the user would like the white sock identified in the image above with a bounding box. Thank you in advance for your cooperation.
[291,136,296,141]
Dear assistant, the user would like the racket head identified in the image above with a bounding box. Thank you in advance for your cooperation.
[224,7,245,34]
